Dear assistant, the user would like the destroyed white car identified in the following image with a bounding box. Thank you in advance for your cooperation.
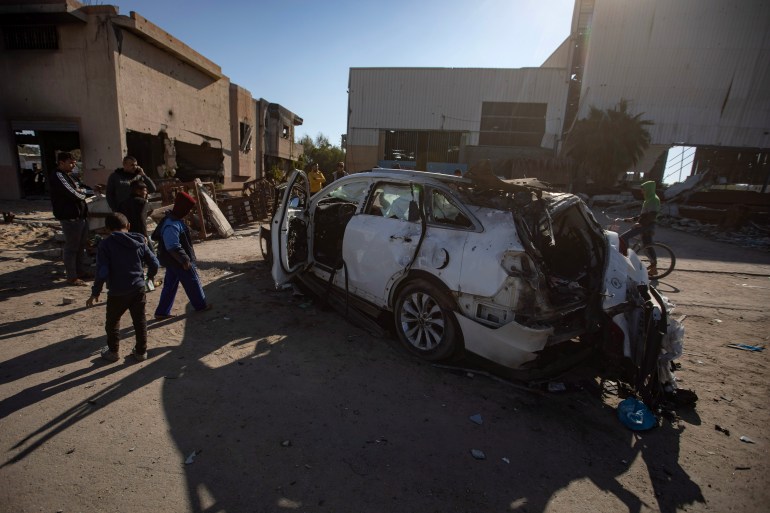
[270,165,682,405]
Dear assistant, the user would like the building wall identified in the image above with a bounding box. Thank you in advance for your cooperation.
[0,6,124,199]
[113,20,232,182]
[0,2,268,197]
[228,84,257,182]
[578,0,770,149]
[347,67,570,170]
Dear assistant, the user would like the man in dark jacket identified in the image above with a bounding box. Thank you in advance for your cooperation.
[106,156,157,212]
[153,191,212,319]
[87,213,159,362]
[118,180,151,243]
[49,152,91,286]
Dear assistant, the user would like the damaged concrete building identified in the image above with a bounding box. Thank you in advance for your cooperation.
[346,0,770,191]
[0,0,302,200]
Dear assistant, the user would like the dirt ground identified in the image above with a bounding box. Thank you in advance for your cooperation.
[1,199,769,513]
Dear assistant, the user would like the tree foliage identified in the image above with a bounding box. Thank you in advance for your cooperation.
[566,99,652,188]
[298,134,345,179]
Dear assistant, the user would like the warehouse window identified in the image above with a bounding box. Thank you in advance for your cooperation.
[384,131,463,164]
[479,102,546,147]
[3,26,59,50]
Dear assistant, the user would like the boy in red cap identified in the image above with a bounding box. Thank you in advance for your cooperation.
[152,191,212,318]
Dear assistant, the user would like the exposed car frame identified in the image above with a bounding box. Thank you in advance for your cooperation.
[269,164,682,407]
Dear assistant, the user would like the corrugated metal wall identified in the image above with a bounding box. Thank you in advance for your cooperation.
[347,67,569,148]
[578,0,770,148]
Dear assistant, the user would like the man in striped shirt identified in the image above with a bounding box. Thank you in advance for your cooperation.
[49,152,91,286]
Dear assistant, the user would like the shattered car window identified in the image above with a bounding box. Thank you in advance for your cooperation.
[365,183,420,221]
[326,180,369,204]
[429,189,473,228]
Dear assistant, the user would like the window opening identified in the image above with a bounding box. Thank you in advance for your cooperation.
[3,26,58,50]
[479,102,546,147]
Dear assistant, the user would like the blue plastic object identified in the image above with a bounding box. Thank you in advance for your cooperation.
[617,398,657,431]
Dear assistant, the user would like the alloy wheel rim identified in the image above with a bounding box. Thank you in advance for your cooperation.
[400,291,445,350]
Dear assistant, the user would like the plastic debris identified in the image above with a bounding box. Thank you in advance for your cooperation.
[470,449,486,460]
[726,344,764,352]
[547,382,567,393]
[739,436,756,444]
[34,301,43,306]
[502,457,510,464]
[298,301,312,309]
[469,414,483,425]
[62,296,75,305]
[617,398,657,431]
[281,440,291,447]
[184,450,198,464]
[715,424,731,436]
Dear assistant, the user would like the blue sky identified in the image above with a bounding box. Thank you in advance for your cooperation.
[117,0,575,146]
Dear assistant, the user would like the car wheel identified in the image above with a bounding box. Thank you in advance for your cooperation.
[394,279,461,361]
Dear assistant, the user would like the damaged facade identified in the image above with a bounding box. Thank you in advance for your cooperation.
[0,0,303,200]
[345,0,770,189]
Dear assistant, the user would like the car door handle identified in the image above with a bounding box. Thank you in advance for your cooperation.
[390,235,412,243]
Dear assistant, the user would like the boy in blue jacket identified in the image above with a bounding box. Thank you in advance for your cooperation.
[87,213,159,362]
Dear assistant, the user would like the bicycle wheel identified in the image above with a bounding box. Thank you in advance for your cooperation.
[636,242,676,280]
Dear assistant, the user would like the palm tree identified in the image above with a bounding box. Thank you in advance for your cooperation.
[565,99,652,189]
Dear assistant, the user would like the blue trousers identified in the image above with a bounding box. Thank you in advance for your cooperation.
[154,265,207,316]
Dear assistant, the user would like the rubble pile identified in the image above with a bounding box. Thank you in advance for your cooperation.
[659,215,770,251]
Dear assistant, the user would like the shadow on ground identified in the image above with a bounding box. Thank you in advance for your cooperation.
[3,268,705,512]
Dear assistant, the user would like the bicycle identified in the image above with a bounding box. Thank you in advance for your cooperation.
[607,217,676,280]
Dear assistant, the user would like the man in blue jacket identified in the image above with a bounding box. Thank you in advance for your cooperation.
[153,191,212,319]
[87,213,159,362]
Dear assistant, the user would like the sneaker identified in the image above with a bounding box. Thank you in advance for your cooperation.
[196,302,213,312]
[100,346,120,362]
[131,348,148,362]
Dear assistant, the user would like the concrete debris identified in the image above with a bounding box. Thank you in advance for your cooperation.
[659,215,770,251]
[470,449,486,460]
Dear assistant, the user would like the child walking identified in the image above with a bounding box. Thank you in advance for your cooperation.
[87,213,159,362]
[153,191,212,319]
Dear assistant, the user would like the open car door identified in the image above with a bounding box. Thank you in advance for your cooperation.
[271,170,311,287]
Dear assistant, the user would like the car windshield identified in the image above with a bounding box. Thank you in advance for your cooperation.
[326,180,369,203]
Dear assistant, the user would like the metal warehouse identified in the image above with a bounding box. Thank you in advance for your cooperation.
[346,0,770,188]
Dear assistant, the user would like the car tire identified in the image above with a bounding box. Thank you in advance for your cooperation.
[394,279,462,361]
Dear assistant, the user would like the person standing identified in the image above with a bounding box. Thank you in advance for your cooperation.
[106,156,157,212]
[153,192,212,319]
[49,152,91,286]
[620,180,661,277]
[332,161,348,182]
[87,213,159,362]
[118,180,152,244]
[307,163,326,194]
